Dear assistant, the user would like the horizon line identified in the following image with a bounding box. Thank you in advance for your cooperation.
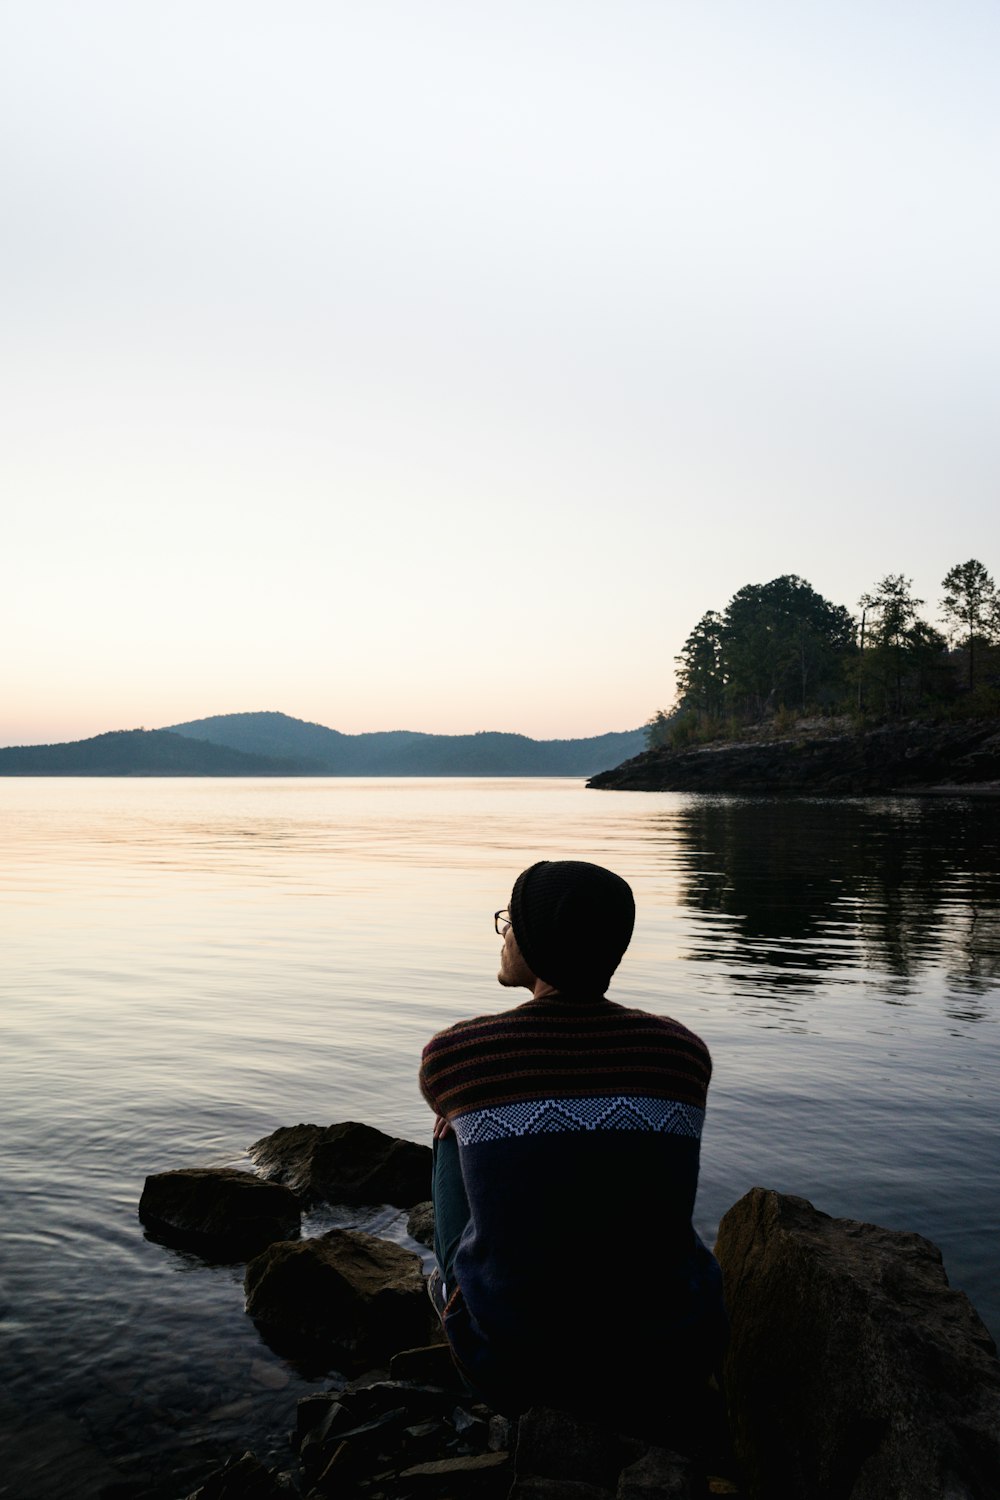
[0,710,648,753]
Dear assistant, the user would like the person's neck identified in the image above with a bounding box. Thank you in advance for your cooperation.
[526,982,609,1003]
[531,977,559,1000]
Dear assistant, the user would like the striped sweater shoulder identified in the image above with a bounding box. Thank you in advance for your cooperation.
[419,995,711,1119]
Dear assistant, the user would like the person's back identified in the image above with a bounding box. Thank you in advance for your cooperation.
[419,860,727,1424]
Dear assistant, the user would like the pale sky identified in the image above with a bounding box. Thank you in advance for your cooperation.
[2,1,998,745]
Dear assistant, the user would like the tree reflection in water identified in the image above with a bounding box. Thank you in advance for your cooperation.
[666,795,1000,1019]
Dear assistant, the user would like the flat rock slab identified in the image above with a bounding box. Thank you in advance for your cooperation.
[715,1186,1000,1500]
[184,1450,286,1500]
[399,1450,511,1493]
[509,1482,615,1500]
[248,1120,432,1208]
[139,1167,300,1257]
[244,1227,432,1364]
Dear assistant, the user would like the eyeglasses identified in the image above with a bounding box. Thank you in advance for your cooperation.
[494,909,511,937]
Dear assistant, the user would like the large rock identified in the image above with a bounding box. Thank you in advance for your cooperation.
[139,1167,300,1257]
[244,1228,432,1363]
[514,1408,635,1491]
[715,1186,1000,1500]
[616,1447,697,1499]
[511,1411,701,1500]
[248,1121,432,1208]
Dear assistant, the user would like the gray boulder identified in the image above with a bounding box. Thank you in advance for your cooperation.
[248,1120,431,1208]
[616,1446,697,1499]
[139,1167,300,1257]
[514,1409,637,1491]
[244,1227,432,1363]
[407,1199,436,1247]
[511,1411,699,1500]
[715,1186,1000,1500]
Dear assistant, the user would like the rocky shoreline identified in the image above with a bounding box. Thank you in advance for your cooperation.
[130,1121,1000,1500]
[587,717,1000,795]
[187,1377,736,1500]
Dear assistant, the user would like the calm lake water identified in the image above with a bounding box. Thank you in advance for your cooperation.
[1,777,999,1496]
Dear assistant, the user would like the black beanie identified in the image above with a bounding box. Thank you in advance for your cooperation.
[509,860,635,995]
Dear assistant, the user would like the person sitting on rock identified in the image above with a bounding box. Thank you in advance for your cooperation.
[418,859,727,1433]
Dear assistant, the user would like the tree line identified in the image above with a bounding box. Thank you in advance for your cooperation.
[650,559,1000,747]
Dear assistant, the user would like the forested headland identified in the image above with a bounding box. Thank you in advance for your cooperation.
[647,559,1000,750]
[591,559,1000,794]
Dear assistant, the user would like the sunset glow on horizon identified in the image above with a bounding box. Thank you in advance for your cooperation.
[3,2,998,749]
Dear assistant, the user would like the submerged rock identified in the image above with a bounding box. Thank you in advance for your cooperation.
[715,1186,1000,1499]
[248,1120,432,1209]
[244,1227,432,1364]
[0,1406,127,1500]
[138,1167,300,1258]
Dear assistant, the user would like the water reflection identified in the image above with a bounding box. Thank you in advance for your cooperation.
[1,778,999,1494]
[667,796,1000,1013]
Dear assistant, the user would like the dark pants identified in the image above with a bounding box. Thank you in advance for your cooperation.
[431,1130,470,1293]
[430,1129,727,1430]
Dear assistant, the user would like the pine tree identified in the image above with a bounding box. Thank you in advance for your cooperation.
[940,559,998,691]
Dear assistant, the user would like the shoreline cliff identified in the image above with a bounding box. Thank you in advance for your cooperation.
[587,716,1000,795]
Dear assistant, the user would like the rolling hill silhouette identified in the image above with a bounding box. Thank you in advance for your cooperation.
[165,711,645,776]
[0,713,645,777]
[0,728,297,776]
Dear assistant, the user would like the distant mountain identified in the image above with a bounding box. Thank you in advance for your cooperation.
[163,711,647,777]
[0,728,299,776]
[0,713,646,778]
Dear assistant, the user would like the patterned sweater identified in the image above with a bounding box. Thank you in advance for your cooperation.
[419,993,726,1413]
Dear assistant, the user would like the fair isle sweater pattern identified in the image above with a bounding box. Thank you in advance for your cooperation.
[450,1093,705,1145]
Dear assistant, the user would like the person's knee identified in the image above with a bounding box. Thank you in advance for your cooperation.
[431,1132,469,1284]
